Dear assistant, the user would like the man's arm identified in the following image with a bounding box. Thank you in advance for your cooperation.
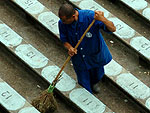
[94,11,116,32]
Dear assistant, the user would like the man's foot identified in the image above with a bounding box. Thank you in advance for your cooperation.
[92,83,100,94]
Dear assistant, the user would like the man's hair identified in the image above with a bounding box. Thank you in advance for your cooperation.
[58,4,75,19]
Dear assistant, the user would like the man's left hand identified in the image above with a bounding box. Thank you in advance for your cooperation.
[94,11,106,22]
[94,10,116,32]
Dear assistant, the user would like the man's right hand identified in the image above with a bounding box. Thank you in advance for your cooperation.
[68,47,77,57]
[64,42,77,57]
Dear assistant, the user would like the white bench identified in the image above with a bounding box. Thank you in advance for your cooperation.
[68,0,150,62]
[10,0,150,64]
[0,77,40,113]
[8,0,150,111]
[0,20,114,113]
[68,0,150,111]
[119,0,150,22]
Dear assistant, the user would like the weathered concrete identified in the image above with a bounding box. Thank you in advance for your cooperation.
[0,78,40,113]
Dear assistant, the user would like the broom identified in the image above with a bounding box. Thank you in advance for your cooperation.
[32,19,95,113]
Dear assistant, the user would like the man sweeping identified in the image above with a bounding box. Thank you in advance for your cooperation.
[58,4,116,94]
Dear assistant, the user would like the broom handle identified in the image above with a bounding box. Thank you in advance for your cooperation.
[52,19,95,86]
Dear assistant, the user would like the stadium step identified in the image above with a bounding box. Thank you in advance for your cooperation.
[6,0,150,112]
[0,77,40,113]
[117,0,150,24]
[0,0,149,112]
[10,0,150,64]
[67,0,150,111]
[67,0,150,64]
[0,20,114,113]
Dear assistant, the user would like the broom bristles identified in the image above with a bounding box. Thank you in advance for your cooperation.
[32,90,57,113]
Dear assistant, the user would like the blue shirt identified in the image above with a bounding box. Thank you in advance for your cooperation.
[58,9,112,71]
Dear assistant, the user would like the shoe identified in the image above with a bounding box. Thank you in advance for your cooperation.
[92,83,100,94]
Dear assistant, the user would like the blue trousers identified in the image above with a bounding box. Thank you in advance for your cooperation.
[75,66,104,93]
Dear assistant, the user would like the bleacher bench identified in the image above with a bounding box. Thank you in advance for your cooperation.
[0,20,114,113]
[0,77,40,113]
[7,0,150,111]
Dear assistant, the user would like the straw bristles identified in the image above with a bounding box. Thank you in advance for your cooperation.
[32,90,57,113]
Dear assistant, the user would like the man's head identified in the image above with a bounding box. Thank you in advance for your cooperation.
[58,4,76,24]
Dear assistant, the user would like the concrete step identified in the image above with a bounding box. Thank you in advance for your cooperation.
[67,0,150,64]
[10,0,150,63]
[67,0,150,111]
[0,0,149,112]
[0,77,40,113]
[6,0,150,112]
[0,20,114,113]
[117,0,150,24]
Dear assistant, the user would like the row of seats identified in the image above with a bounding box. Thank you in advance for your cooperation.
[68,0,150,110]
[8,0,150,111]
[0,20,114,113]
[119,0,150,22]
[0,77,40,113]
[11,0,150,62]
[69,0,150,61]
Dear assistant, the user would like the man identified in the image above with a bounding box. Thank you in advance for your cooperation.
[58,4,116,93]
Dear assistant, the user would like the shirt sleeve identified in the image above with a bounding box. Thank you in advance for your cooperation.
[94,20,112,34]
[58,20,68,43]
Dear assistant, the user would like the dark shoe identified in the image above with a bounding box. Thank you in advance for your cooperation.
[92,83,100,94]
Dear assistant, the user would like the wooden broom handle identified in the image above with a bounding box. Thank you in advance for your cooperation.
[52,19,95,86]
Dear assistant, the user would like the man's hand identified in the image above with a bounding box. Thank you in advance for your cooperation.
[68,47,77,57]
[63,42,77,57]
[94,10,116,32]
[94,11,106,22]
